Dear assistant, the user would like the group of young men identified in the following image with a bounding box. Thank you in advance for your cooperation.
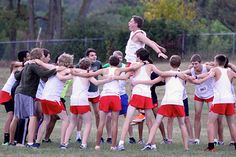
[0,15,235,153]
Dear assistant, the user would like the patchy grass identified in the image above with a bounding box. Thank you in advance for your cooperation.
[0,61,235,157]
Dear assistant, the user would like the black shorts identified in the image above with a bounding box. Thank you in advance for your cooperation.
[183,98,189,117]
[3,99,14,113]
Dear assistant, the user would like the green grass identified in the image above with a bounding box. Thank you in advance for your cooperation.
[0,62,235,157]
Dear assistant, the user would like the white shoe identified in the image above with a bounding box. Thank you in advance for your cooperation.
[194,139,200,144]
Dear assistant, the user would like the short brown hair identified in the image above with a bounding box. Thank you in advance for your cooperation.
[113,51,123,57]
[77,57,91,70]
[170,55,181,68]
[132,15,144,28]
[109,55,120,66]
[214,54,228,66]
[57,53,74,67]
[30,48,43,60]
[190,54,201,63]
[85,48,96,56]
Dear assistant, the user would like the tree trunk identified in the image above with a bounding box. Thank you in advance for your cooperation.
[54,0,62,38]
[79,0,93,19]
[28,0,35,40]
[47,0,54,39]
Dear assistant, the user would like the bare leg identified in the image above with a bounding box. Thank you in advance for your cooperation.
[177,117,189,150]
[92,102,100,129]
[57,111,69,145]
[207,112,219,143]
[4,111,13,133]
[167,118,174,141]
[81,112,92,145]
[106,112,112,139]
[9,116,19,143]
[184,116,194,141]
[76,115,83,140]
[226,115,236,143]
[27,116,38,144]
[95,111,107,147]
[152,106,166,140]
[36,114,51,143]
[64,114,78,144]
[111,111,119,148]
[194,101,203,140]
[44,115,58,140]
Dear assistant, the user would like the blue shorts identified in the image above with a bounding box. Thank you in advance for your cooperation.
[119,94,128,115]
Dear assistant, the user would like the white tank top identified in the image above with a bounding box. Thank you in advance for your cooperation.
[70,76,90,106]
[161,76,185,106]
[100,67,119,96]
[42,76,65,101]
[212,67,235,104]
[2,72,17,94]
[191,64,214,99]
[132,66,151,97]
[36,79,46,99]
[125,30,146,63]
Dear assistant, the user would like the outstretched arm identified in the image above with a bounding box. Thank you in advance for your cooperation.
[71,68,103,77]
[132,76,164,86]
[187,71,214,85]
[136,33,168,59]
[89,76,113,86]
[228,63,236,73]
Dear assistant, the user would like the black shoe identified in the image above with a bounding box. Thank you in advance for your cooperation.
[106,138,112,144]
[129,137,136,144]
[76,138,82,144]
[100,137,105,144]
[59,144,68,149]
[42,139,52,143]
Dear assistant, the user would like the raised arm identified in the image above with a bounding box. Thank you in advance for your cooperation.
[89,76,113,86]
[34,59,56,70]
[132,76,164,86]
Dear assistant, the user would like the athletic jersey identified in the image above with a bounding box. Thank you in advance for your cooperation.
[161,76,185,106]
[100,67,119,96]
[36,79,46,99]
[41,76,65,102]
[212,67,235,104]
[70,76,89,106]
[2,72,17,94]
[132,65,151,97]
[125,30,146,63]
[88,60,102,98]
[118,63,127,95]
[191,64,214,99]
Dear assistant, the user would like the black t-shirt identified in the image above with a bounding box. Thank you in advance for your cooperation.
[151,72,165,104]
[88,60,102,92]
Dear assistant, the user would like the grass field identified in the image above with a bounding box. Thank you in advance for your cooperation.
[0,61,235,157]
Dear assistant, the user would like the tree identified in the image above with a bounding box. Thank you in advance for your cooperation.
[28,0,35,40]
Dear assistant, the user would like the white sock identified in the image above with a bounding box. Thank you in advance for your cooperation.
[118,140,124,146]
[76,131,81,140]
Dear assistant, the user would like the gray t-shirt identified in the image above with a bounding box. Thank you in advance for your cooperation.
[88,60,102,92]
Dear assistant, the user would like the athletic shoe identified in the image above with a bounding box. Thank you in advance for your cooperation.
[161,138,172,144]
[217,141,224,145]
[204,147,216,152]
[76,138,82,144]
[151,144,157,150]
[100,137,105,144]
[188,139,195,145]
[95,145,100,150]
[194,139,200,144]
[130,121,139,126]
[213,139,218,145]
[42,139,52,143]
[59,144,68,149]
[141,143,151,151]
[117,144,125,151]
[138,139,145,145]
[129,137,136,144]
[110,146,117,151]
[106,138,112,144]
[2,142,9,146]
[26,143,40,149]
[229,141,234,147]
[132,113,145,123]
[8,142,16,146]
[80,144,87,149]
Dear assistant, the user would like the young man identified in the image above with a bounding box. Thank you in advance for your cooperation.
[9,48,57,147]
[184,54,223,144]
[75,48,103,143]
[125,15,167,64]
[205,54,236,151]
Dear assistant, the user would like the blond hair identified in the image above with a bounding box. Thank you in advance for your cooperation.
[57,53,74,67]
[30,48,43,60]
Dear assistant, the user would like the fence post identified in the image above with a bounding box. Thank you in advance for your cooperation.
[232,33,235,55]
[84,37,88,49]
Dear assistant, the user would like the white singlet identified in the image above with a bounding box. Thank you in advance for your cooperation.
[161,76,185,106]
[132,65,151,97]
[190,64,214,99]
[36,79,46,99]
[212,67,235,104]
[2,72,17,94]
[125,30,146,63]
[41,76,65,102]
[100,67,119,96]
[70,76,90,106]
